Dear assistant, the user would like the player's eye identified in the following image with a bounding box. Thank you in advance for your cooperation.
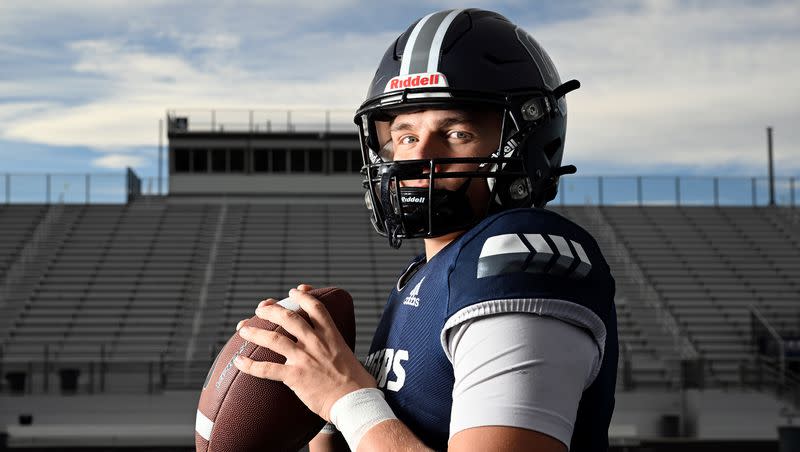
[398,135,418,145]
[448,130,472,140]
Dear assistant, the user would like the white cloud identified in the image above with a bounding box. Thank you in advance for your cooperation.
[531,0,800,172]
[0,0,798,175]
[92,153,147,169]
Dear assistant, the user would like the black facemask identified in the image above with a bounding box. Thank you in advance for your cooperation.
[378,162,475,249]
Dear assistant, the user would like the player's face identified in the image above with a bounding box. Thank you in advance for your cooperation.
[377,108,502,192]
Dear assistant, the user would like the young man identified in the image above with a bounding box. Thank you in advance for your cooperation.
[235,9,618,451]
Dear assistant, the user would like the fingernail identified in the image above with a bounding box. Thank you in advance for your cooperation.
[239,326,249,335]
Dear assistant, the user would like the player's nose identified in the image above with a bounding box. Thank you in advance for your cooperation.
[405,132,447,161]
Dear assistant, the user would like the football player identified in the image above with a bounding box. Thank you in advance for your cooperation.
[235,8,618,452]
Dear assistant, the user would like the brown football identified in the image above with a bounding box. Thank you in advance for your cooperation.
[195,287,355,452]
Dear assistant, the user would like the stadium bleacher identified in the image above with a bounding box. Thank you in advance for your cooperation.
[2,200,798,395]
[2,199,800,450]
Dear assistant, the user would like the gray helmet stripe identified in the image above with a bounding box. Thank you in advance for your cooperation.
[426,9,463,73]
[400,10,456,76]
[399,12,435,76]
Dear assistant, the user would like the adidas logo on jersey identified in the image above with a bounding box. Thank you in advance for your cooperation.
[402,277,425,307]
[477,233,593,279]
[364,348,409,392]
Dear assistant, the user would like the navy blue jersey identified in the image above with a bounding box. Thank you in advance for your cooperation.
[364,208,618,451]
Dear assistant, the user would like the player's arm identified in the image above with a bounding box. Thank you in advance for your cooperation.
[442,312,600,452]
[352,312,596,452]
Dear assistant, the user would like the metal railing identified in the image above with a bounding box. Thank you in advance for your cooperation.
[1,172,797,206]
[166,109,357,134]
[556,175,797,207]
[0,171,164,204]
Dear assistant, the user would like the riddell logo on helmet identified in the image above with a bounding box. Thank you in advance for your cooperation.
[384,72,448,93]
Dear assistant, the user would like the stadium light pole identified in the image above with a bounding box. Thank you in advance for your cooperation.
[767,126,775,206]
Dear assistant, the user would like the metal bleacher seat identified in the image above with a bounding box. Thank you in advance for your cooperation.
[599,205,800,385]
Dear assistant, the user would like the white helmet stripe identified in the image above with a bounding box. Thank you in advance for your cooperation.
[426,9,464,73]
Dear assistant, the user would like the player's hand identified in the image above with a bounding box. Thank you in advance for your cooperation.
[234,286,376,421]
[235,284,313,331]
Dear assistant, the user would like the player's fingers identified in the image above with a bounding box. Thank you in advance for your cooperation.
[289,288,337,338]
[236,319,247,331]
[255,303,314,340]
[238,326,297,358]
[296,284,314,292]
[234,355,288,381]
[258,298,279,309]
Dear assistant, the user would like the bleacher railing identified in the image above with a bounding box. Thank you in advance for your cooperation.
[556,175,797,207]
[0,171,163,204]
[2,172,797,206]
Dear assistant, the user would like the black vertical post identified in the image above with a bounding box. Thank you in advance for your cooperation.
[159,352,166,391]
[148,362,154,394]
[768,127,775,206]
[100,344,106,393]
[27,361,33,394]
[325,110,331,134]
[637,176,643,206]
[43,345,49,393]
[598,176,604,205]
[88,361,94,394]
[158,119,163,195]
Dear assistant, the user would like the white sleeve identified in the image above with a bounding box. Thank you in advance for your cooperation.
[446,313,599,450]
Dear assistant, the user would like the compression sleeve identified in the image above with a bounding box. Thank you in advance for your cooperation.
[446,312,599,450]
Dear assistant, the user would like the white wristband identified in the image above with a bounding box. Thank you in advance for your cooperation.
[329,388,397,451]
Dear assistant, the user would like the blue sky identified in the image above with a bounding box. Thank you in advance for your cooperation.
[0,0,798,184]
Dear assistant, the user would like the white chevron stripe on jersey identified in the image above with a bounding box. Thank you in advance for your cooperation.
[477,233,592,279]
[548,235,574,276]
[479,233,528,258]
[570,240,593,278]
[522,233,554,271]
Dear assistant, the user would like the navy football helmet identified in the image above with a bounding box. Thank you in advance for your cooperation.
[354,9,579,248]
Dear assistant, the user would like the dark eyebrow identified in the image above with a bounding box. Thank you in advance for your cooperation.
[388,113,471,133]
